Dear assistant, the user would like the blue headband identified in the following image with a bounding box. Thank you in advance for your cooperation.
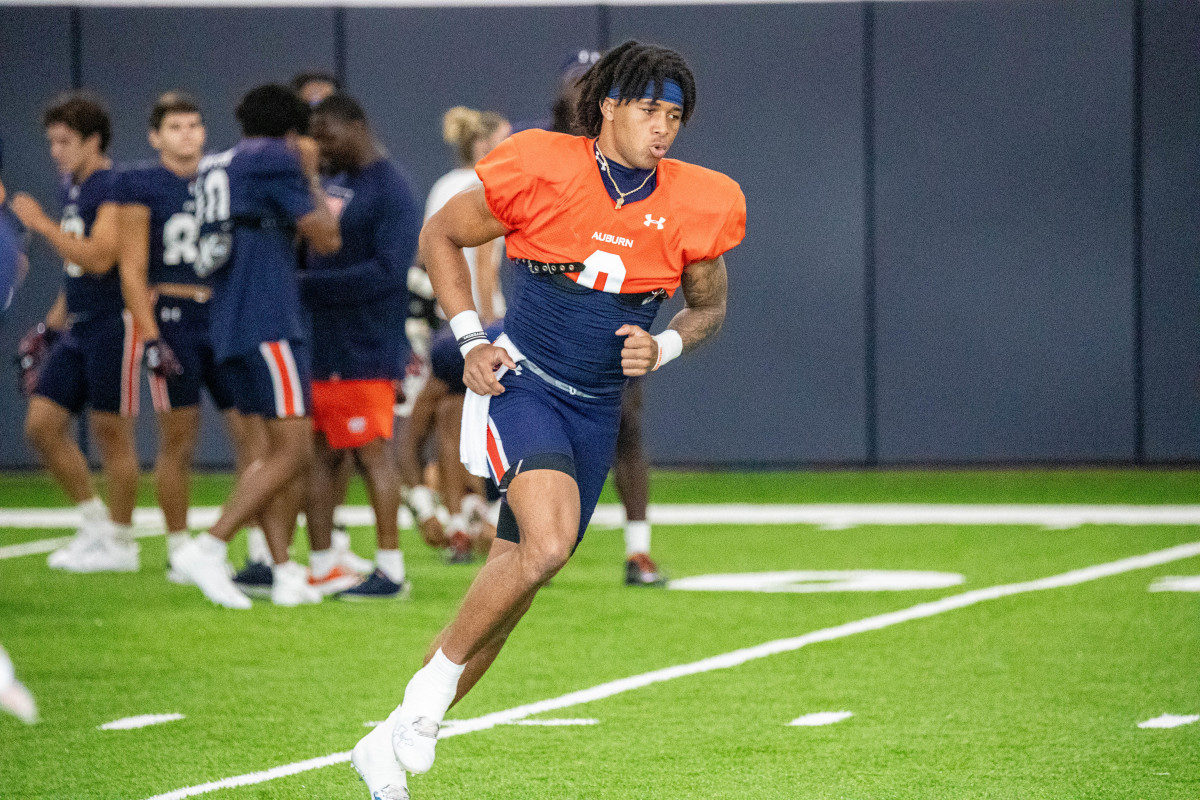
[607,79,684,109]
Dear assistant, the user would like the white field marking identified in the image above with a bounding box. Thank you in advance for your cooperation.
[512,718,599,727]
[1148,575,1200,592]
[99,713,185,731]
[668,570,964,593]
[789,711,854,727]
[1137,714,1199,729]
[4,503,1200,561]
[141,540,1200,800]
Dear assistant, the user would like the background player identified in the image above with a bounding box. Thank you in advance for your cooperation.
[171,84,341,608]
[11,93,143,573]
[301,93,420,600]
[352,41,745,798]
[112,91,261,579]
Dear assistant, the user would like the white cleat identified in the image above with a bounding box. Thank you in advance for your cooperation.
[172,537,252,610]
[392,712,439,774]
[59,538,139,573]
[47,522,107,569]
[271,561,322,607]
[352,714,410,799]
[333,528,377,575]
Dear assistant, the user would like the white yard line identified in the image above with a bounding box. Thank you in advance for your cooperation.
[99,713,185,731]
[141,540,1200,800]
[3,503,1199,561]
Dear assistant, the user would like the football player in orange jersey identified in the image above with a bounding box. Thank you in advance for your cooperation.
[352,41,745,798]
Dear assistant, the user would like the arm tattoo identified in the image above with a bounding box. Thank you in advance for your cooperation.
[667,256,728,353]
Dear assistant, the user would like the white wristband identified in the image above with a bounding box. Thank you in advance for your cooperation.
[449,310,488,357]
[652,330,683,371]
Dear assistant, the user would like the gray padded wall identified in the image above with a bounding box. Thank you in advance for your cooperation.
[609,3,868,464]
[873,0,1137,463]
[0,1,1197,469]
[0,8,74,469]
[1141,0,1200,460]
[344,6,603,203]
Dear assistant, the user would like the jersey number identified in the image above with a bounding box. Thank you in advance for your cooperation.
[576,250,626,293]
[163,213,199,266]
[196,169,230,224]
[60,215,85,277]
[194,168,232,278]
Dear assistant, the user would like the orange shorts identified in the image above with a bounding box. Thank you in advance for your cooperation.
[311,378,395,449]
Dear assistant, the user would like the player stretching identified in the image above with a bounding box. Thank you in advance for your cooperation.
[112,92,259,578]
[171,85,341,608]
[301,94,420,599]
[11,93,143,572]
[352,41,745,798]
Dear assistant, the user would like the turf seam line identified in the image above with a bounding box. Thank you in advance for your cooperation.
[140,540,1200,800]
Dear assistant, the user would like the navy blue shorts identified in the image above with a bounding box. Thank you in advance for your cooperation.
[148,296,235,413]
[217,339,312,419]
[35,310,142,416]
[429,327,467,394]
[486,367,622,546]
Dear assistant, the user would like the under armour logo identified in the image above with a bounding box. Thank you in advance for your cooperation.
[644,214,666,230]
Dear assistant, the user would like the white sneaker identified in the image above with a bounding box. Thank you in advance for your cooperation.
[333,528,377,575]
[392,711,440,774]
[47,522,107,569]
[60,537,139,573]
[271,561,322,607]
[173,536,252,610]
[352,711,410,800]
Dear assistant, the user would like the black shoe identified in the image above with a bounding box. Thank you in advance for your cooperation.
[625,553,667,587]
[233,561,273,598]
[337,569,410,601]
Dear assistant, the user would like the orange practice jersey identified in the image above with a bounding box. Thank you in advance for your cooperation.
[475,129,746,296]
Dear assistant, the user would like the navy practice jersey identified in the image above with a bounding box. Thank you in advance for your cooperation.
[0,207,23,311]
[60,168,123,318]
[110,162,204,286]
[194,138,315,361]
[301,158,419,381]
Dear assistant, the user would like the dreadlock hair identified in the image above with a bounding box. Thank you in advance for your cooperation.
[43,91,112,153]
[574,40,697,138]
[149,91,202,130]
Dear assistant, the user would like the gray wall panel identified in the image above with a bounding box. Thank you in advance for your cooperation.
[1141,0,1200,461]
[609,4,867,464]
[874,0,1136,463]
[346,6,602,203]
[0,8,74,469]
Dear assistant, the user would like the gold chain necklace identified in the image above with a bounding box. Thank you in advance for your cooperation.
[595,144,654,209]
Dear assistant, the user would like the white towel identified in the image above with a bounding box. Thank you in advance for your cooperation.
[460,333,525,478]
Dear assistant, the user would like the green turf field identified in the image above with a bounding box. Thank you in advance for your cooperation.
[1,469,1197,799]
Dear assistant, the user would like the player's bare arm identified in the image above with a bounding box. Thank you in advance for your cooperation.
[115,204,160,341]
[44,290,68,330]
[10,195,121,274]
[290,135,341,255]
[618,255,727,376]
[421,186,514,396]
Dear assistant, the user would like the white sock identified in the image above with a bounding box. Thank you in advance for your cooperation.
[246,527,271,565]
[401,648,465,723]
[195,532,228,560]
[624,520,651,557]
[447,513,468,537]
[166,531,191,557]
[376,549,404,583]
[406,485,437,522]
[310,548,337,579]
[112,523,134,546]
[78,497,107,525]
